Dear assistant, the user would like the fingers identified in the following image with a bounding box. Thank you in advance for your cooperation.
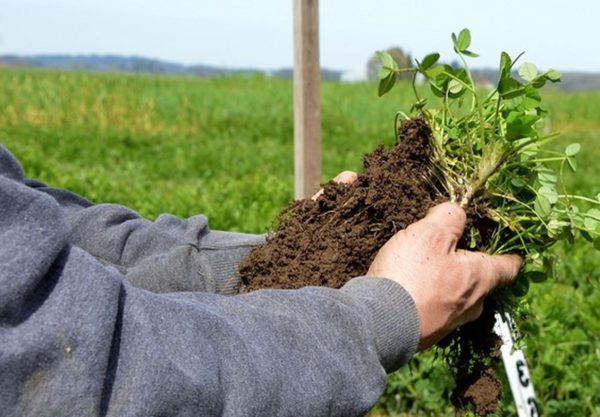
[459,254,521,326]
[461,250,523,293]
[425,202,467,234]
[333,171,358,185]
[418,202,467,251]
[460,299,485,326]
[312,171,358,201]
[485,253,522,289]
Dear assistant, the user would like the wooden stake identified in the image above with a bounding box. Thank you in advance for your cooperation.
[293,0,321,199]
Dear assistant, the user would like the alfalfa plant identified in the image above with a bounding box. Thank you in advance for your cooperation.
[377,28,600,304]
[376,28,600,414]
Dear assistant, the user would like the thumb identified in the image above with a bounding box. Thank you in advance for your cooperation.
[422,202,467,249]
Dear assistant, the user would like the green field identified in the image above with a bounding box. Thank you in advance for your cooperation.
[1,68,599,416]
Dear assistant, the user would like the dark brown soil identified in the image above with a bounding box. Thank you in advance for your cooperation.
[450,305,503,416]
[239,118,503,415]
[240,118,440,290]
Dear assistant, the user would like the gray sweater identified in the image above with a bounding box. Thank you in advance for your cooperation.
[0,145,420,417]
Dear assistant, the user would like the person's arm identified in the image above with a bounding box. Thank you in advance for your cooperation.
[0,165,420,417]
[19,165,263,295]
[1,145,521,416]
[21,160,357,297]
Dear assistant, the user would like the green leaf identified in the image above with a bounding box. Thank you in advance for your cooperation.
[429,70,451,97]
[584,208,600,230]
[511,273,530,297]
[537,167,557,184]
[566,205,581,229]
[505,110,521,125]
[528,270,548,283]
[377,67,391,80]
[534,194,552,218]
[519,62,538,81]
[503,95,525,110]
[570,212,584,232]
[546,69,562,82]
[448,79,463,95]
[531,77,546,89]
[584,218,598,231]
[456,28,471,51]
[526,86,542,100]
[376,51,396,70]
[567,157,578,172]
[594,237,600,251]
[506,114,539,140]
[499,52,512,79]
[429,80,445,97]
[565,143,581,156]
[378,72,396,97]
[519,140,539,158]
[503,87,527,99]
[511,178,525,188]
[424,65,444,78]
[543,256,557,279]
[581,230,594,243]
[522,85,542,109]
[462,50,479,58]
[451,67,468,82]
[499,77,525,99]
[539,186,558,204]
[420,53,440,71]
[548,219,569,237]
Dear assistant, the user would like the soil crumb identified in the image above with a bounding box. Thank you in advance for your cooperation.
[450,306,503,415]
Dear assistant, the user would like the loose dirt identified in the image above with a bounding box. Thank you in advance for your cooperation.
[450,305,503,415]
[240,118,439,290]
[239,118,503,415]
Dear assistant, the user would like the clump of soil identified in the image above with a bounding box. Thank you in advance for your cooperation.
[450,304,503,415]
[239,118,503,415]
[240,118,440,290]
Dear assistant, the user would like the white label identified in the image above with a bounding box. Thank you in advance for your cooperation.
[494,314,539,417]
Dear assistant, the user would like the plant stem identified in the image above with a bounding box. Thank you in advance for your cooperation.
[557,195,600,205]
[461,152,504,206]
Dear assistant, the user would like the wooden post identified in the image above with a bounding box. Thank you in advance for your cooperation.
[293,0,321,199]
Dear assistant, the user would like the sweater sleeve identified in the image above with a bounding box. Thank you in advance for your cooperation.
[0,158,421,417]
[23,172,264,296]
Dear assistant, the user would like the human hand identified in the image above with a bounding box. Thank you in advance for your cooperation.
[311,171,358,200]
[366,202,522,350]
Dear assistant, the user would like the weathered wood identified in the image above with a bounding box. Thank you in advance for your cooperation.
[293,0,321,199]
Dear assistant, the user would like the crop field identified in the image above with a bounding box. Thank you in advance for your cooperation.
[1,68,599,416]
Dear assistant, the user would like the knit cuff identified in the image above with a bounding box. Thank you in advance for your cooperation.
[200,231,266,295]
[341,277,421,373]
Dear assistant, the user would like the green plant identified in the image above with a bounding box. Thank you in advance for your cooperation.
[2,65,598,416]
[376,29,600,303]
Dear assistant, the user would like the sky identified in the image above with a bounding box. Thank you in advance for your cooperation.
[1,0,599,76]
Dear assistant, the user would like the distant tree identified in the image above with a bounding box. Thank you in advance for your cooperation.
[367,47,413,82]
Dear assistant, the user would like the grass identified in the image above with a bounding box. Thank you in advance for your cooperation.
[1,67,599,416]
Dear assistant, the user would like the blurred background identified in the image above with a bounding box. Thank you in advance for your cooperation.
[2,0,600,86]
[1,1,599,415]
